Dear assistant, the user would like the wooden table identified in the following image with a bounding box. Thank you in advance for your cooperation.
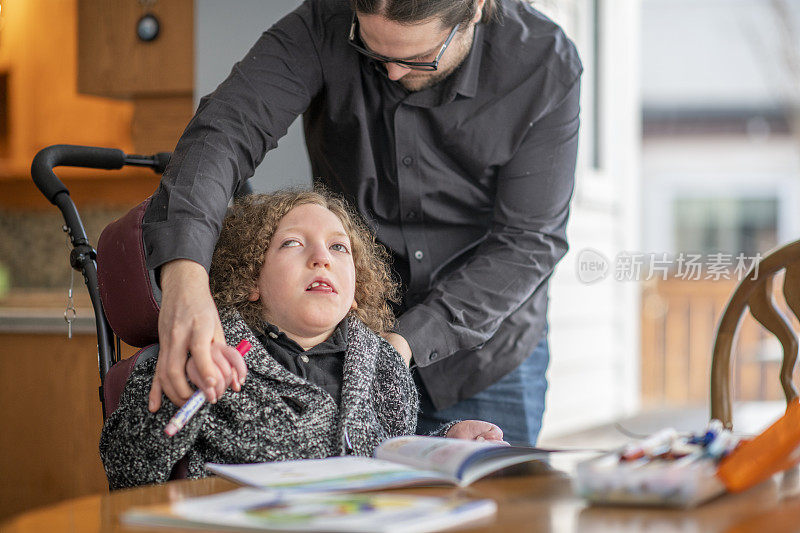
[3,456,800,533]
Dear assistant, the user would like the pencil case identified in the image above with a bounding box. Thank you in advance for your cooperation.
[575,399,800,508]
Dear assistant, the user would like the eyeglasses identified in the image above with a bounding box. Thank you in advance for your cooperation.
[347,13,460,71]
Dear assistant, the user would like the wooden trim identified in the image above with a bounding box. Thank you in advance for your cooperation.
[0,168,160,210]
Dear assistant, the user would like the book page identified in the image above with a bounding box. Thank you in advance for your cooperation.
[124,488,497,533]
[374,436,509,478]
[206,456,451,492]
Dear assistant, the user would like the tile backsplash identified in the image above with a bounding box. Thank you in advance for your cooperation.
[0,208,128,289]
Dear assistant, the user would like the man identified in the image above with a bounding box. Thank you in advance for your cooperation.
[143,0,581,445]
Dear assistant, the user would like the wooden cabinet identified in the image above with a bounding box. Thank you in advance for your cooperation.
[0,331,109,521]
[77,0,194,154]
[0,291,140,521]
[77,0,193,99]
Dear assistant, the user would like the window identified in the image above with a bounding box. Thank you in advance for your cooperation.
[533,0,603,171]
[673,197,778,258]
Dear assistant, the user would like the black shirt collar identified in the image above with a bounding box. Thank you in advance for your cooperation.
[260,320,348,357]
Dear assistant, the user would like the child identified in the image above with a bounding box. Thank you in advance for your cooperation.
[100,190,503,489]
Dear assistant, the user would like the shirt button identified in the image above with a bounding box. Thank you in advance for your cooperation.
[414,250,424,261]
[407,210,417,220]
[402,156,413,166]
[430,351,438,361]
[300,354,310,363]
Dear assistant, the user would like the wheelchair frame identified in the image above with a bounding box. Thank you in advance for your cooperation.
[30,144,171,417]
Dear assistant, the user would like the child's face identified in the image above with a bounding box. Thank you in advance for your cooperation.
[250,203,357,342]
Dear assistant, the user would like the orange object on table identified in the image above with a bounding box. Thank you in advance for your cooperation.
[717,398,800,492]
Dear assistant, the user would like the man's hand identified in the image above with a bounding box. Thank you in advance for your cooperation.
[148,259,247,412]
[446,420,508,443]
[383,332,412,366]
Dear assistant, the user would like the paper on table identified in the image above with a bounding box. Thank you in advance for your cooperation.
[123,487,498,533]
[207,456,453,492]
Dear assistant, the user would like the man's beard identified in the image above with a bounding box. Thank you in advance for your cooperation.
[398,26,474,92]
[399,68,455,92]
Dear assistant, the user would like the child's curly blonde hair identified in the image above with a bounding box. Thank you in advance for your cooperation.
[209,189,399,334]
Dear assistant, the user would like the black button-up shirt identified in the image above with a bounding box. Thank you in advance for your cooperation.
[255,321,347,406]
[143,0,582,410]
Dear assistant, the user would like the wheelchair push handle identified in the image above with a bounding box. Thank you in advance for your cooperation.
[31,145,125,204]
[124,152,172,174]
[31,144,171,205]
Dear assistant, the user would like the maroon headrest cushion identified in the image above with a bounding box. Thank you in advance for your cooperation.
[97,198,160,347]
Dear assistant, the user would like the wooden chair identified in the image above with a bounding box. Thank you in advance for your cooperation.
[711,240,800,428]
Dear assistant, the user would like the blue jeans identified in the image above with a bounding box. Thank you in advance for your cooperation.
[415,336,550,445]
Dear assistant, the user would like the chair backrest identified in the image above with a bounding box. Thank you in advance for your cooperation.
[711,240,800,428]
[96,197,163,420]
[96,200,191,480]
[96,197,160,349]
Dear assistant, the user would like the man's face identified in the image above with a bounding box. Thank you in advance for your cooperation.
[357,11,479,92]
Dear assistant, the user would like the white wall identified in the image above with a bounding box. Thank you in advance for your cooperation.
[195,0,311,192]
[539,0,642,439]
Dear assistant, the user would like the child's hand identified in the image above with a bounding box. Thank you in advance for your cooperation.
[445,420,508,444]
[185,341,248,403]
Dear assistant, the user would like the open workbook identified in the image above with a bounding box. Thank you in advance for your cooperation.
[123,488,497,533]
[207,435,553,492]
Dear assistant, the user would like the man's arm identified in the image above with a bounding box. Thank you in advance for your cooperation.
[396,79,581,367]
[143,3,325,408]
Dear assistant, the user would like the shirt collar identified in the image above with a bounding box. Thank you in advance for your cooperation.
[260,320,348,356]
[451,22,483,99]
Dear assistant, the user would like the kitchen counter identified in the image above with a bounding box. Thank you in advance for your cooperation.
[0,289,97,334]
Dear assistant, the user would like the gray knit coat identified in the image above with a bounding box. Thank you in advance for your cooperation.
[100,309,440,490]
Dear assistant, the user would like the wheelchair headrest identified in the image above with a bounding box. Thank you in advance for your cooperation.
[96,198,161,348]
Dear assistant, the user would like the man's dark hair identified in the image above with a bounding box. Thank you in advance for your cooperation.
[350,0,497,28]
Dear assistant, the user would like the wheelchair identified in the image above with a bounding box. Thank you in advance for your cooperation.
[31,144,250,481]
